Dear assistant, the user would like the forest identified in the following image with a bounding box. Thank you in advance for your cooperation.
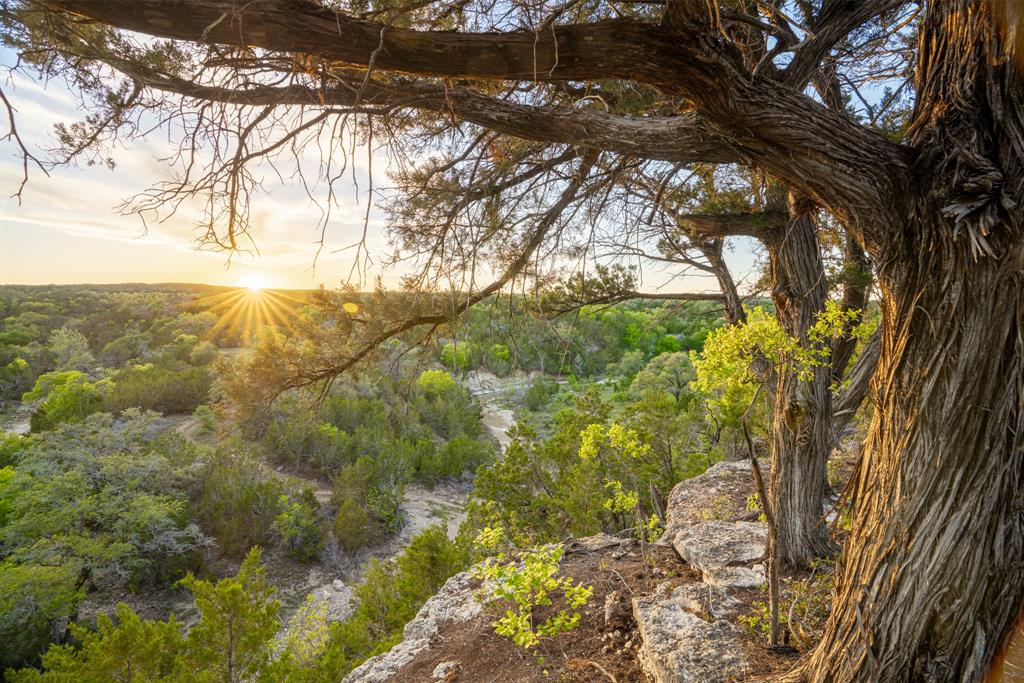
[0,0,1022,681]
[0,283,793,678]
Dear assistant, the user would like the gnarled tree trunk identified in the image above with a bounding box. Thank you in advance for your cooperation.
[765,196,835,568]
[795,1,1024,678]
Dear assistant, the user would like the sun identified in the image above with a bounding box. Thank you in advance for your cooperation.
[238,274,272,292]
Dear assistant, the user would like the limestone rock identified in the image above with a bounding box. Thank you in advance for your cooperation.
[703,564,766,589]
[667,583,742,620]
[342,571,481,683]
[662,460,756,538]
[569,532,632,554]
[604,589,633,629]
[432,660,461,681]
[633,590,747,682]
[672,520,767,588]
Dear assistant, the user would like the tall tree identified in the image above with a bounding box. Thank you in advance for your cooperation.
[3,1,1021,679]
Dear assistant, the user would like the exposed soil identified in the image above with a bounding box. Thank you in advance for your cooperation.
[0,401,32,435]
[395,540,697,683]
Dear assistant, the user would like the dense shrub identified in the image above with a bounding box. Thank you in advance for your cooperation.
[275,489,325,562]
[0,413,207,667]
[523,376,559,411]
[193,446,283,557]
[23,371,111,431]
[107,364,212,414]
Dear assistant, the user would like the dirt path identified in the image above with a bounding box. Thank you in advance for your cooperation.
[82,372,520,632]
[0,402,32,436]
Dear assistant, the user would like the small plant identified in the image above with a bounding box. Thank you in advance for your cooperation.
[471,526,593,652]
[745,492,767,522]
[699,494,735,521]
[738,559,833,649]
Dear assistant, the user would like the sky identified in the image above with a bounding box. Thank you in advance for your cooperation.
[0,69,395,290]
[0,68,755,293]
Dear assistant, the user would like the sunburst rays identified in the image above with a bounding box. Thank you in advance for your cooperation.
[191,286,307,344]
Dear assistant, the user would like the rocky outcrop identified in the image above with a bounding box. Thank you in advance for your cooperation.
[672,520,767,589]
[662,460,756,537]
[346,462,768,682]
[342,571,482,683]
[629,460,771,681]
[633,585,747,683]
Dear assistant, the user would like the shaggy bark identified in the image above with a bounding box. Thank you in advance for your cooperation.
[11,0,1024,678]
[764,195,835,567]
[791,2,1024,679]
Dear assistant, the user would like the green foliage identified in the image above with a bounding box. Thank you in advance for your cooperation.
[7,549,289,683]
[630,351,695,405]
[0,432,27,468]
[330,455,407,551]
[6,604,183,683]
[178,548,280,682]
[279,595,331,669]
[194,446,283,557]
[523,376,559,411]
[2,412,207,580]
[0,562,84,670]
[0,357,35,400]
[416,368,457,394]
[439,341,471,370]
[107,363,212,414]
[322,525,469,677]
[275,491,325,562]
[23,371,112,431]
[260,369,487,483]
[655,334,681,354]
[0,413,208,667]
[100,331,149,366]
[332,496,375,552]
[485,343,511,376]
[46,327,94,373]
[192,404,216,434]
[738,559,833,649]
[471,526,592,651]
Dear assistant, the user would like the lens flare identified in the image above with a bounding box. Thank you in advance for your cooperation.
[239,275,272,292]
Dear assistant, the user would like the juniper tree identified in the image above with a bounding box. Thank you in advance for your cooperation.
[2,1,1022,679]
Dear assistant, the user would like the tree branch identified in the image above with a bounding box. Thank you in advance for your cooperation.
[108,68,741,165]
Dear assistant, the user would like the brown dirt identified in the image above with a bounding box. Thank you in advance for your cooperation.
[394,541,695,682]
[391,537,816,683]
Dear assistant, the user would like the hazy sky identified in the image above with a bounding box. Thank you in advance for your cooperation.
[1,69,755,293]
[0,68,397,290]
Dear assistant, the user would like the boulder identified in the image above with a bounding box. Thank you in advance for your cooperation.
[633,590,747,682]
[432,660,461,681]
[672,520,767,589]
[667,583,742,620]
[662,460,756,539]
[342,571,481,683]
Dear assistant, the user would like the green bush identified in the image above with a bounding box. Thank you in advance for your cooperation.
[192,404,216,434]
[332,497,375,552]
[523,376,559,411]
[194,447,283,557]
[0,562,84,670]
[275,490,325,562]
[416,369,456,395]
[106,364,212,415]
[420,435,493,483]
[6,549,286,683]
[23,371,111,432]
